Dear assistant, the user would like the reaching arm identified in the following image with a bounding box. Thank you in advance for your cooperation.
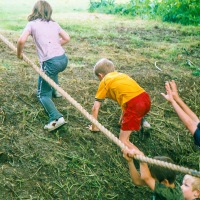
[123,149,146,186]
[169,80,199,123]
[170,100,198,134]
[89,100,102,131]
[161,81,199,135]
[173,96,199,123]
[139,162,155,190]
[17,30,30,59]
[124,148,155,190]
[59,29,70,46]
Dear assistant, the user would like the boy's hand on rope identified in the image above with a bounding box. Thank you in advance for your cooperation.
[122,149,133,162]
[123,148,144,162]
[88,125,100,132]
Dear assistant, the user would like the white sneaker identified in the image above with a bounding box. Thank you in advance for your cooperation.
[53,90,62,98]
[44,117,66,131]
[142,120,151,128]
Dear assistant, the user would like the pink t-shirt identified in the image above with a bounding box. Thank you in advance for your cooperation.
[24,19,65,62]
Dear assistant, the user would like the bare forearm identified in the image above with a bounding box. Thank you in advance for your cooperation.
[60,38,69,46]
[59,30,70,46]
[140,162,155,190]
[17,30,30,59]
[128,161,146,186]
[171,100,198,134]
[140,162,151,180]
[17,44,24,59]
[91,101,101,130]
[91,108,98,128]
[175,96,199,122]
[17,42,24,58]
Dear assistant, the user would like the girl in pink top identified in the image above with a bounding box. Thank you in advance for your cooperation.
[17,0,70,131]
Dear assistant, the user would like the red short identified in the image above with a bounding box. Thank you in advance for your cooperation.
[121,92,151,131]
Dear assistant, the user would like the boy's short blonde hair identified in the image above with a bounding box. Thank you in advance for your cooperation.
[184,175,200,191]
[94,58,115,76]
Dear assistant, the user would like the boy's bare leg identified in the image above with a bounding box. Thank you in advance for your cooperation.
[119,130,139,150]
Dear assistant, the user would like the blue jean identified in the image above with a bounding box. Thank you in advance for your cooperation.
[37,54,68,122]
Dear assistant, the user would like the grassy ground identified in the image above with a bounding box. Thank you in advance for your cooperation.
[0,1,200,199]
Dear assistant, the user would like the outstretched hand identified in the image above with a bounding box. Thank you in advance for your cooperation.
[168,80,179,100]
[161,80,178,103]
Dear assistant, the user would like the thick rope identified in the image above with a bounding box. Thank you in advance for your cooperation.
[0,33,199,178]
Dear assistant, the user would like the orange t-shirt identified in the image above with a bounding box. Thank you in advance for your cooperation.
[95,72,145,110]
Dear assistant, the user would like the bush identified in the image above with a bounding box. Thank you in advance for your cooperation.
[89,0,157,16]
[89,0,200,26]
[156,0,200,25]
[89,0,115,12]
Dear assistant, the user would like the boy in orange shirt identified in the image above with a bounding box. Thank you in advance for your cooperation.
[89,58,151,149]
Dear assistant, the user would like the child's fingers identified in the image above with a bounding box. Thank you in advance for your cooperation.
[165,81,170,88]
[127,150,136,158]
[169,80,178,92]
[122,150,133,161]
[161,93,166,98]
[165,82,173,94]
[165,82,170,92]
[122,149,132,156]
[122,148,143,158]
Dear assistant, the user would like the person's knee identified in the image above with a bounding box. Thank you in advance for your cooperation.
[37,90,53,99]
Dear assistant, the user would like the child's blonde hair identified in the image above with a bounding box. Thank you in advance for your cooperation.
[94,58,115,76]
[184,175,200,191]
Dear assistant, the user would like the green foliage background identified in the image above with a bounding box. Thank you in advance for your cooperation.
[89,0,200,25]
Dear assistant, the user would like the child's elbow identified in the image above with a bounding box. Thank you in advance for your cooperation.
[140,174,150,183]
[133,179,145,186]
[62,34,70,44]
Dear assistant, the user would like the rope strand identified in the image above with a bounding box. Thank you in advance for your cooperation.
[0,32,199,178]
